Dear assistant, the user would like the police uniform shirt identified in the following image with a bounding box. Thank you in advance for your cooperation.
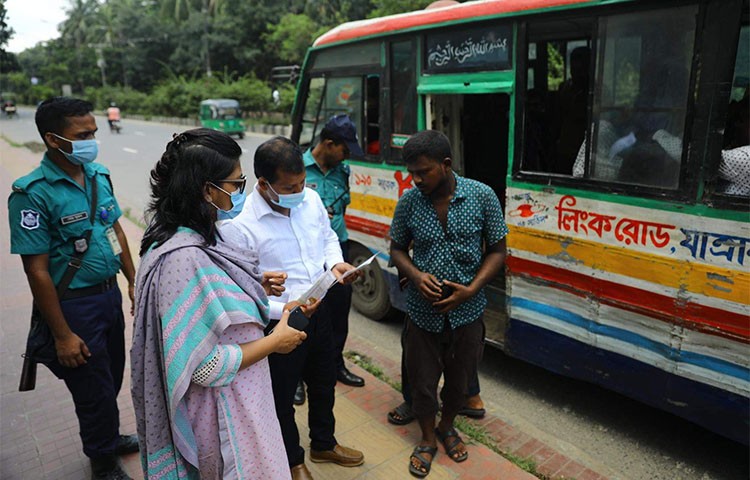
[8,154,123,289]
[303,149,351,242]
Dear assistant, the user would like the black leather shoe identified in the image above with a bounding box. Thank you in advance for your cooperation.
[115,434,140,455]
[337,367,365,387]
[294,380,306,405]
[91,455,133,480]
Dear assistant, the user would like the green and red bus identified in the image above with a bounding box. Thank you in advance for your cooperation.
[291,0,749,444]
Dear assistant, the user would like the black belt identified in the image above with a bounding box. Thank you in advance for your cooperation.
[62,276,117,300]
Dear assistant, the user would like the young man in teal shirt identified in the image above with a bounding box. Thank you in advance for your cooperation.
[390,130,507,477]
[8,97,138,480]
[303,114,366,392]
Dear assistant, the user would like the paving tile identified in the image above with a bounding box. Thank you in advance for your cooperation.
[538,453,571,478]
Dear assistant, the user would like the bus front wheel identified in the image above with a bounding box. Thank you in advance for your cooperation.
[349,242,391,321]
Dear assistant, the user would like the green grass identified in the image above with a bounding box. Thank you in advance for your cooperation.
[122,207,147,229]
[1,134,46,153]
[344,349,547,479]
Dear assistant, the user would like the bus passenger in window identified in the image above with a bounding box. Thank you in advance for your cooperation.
[389,130,507,477]
[719,91,750,196]
[553,46,590,174]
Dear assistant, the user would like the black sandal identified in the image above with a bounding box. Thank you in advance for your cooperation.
[387,401,415,425]
[409,445,438,477]
[435,427,468,463]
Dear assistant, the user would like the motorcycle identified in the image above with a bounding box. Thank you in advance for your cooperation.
[109,119,122,134]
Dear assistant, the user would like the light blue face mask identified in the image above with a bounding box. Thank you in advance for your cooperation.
[52,133,98,165]
[209,184,247,220]
[267,182,306,209]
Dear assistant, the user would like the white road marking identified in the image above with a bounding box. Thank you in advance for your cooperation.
[134,131,145,136]
[123,147,138,154]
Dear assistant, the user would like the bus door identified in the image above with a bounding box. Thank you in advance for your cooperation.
[425,92,511,346]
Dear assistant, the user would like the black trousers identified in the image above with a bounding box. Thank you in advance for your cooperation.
[400,314,482,405]
[404,317,485,418]
[48,285,125,458]
[265,301,337,467]
[327,240,352,370]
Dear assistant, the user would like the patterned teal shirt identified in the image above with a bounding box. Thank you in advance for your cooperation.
[303,149,350,242]
[8,154,123,288]
[390,174,508,333]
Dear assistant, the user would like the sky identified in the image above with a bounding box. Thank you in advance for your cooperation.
[5,0,67,53]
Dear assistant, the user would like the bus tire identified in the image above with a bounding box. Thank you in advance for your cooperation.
[238,132,245,139]
[349,242,391,321]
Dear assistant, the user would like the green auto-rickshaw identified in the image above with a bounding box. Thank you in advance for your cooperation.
[199,99,246,139]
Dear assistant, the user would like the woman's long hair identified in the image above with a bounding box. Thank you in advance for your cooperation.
[140,128,242,256]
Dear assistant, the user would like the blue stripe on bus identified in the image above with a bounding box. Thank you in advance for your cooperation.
[511,297,750,382]
[506,320,750,445]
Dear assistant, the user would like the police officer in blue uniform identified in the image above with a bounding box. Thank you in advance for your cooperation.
[303,114,366,392]
[8,97,138,480]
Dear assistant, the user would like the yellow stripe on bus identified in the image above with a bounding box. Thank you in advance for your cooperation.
[508,225,750,306]
[349,192,398,218]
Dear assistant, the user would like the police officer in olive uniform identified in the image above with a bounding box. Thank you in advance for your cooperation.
[303,114,366,390]
[8,97,138,480]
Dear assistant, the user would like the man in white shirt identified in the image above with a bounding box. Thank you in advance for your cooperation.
[221,136,364,480]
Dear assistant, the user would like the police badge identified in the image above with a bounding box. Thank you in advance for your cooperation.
[20,210,40,230]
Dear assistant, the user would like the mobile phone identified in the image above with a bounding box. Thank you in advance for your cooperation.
[287,306,309,331]
[439,283,454,300]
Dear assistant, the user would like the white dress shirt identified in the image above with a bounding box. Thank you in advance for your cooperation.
[221,184,344,320]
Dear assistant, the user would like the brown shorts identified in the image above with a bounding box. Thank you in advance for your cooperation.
[404,316,485,419]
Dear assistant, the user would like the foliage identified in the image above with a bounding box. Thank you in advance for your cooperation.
[264,14,323,65]
[547,43,565,91]
[0,0,18,73]
[369,0,434,18]
[3,0,466,119]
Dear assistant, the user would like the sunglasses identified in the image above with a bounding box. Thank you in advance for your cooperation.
[214,174,247,194]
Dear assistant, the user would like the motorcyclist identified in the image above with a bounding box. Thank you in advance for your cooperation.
[107,102,121,132]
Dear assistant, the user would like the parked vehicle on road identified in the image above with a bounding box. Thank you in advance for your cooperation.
[199,99,246,139]
[291,0,750,445]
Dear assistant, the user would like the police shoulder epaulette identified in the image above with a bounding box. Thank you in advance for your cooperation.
[11,168,45,193]
[90,163,111,176]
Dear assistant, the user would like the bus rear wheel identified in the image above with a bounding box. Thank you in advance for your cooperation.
[349,242,391,321]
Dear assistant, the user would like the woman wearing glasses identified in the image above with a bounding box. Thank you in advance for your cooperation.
[131,128,306,479]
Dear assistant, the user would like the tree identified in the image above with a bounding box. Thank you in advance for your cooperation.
[369,0,434,18]
[264,13,323,65]
[0,0,19,73]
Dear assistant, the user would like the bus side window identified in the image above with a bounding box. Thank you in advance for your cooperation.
[299,76,366,157]
[523,20,593,175]
[390,40,418,163]
[299,77,326,147]
[715,24,750,198]
[583,6,697,189]
[366,75,381,156]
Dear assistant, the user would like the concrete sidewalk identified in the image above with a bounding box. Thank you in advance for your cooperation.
[0,139,537,479]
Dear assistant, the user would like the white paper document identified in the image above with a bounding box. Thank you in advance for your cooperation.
[295,251,382,304]
[341,251,380,280]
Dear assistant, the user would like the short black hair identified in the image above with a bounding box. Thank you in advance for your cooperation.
[35,97,93,141]
[254,136,304,183]
[403,130,452,165]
